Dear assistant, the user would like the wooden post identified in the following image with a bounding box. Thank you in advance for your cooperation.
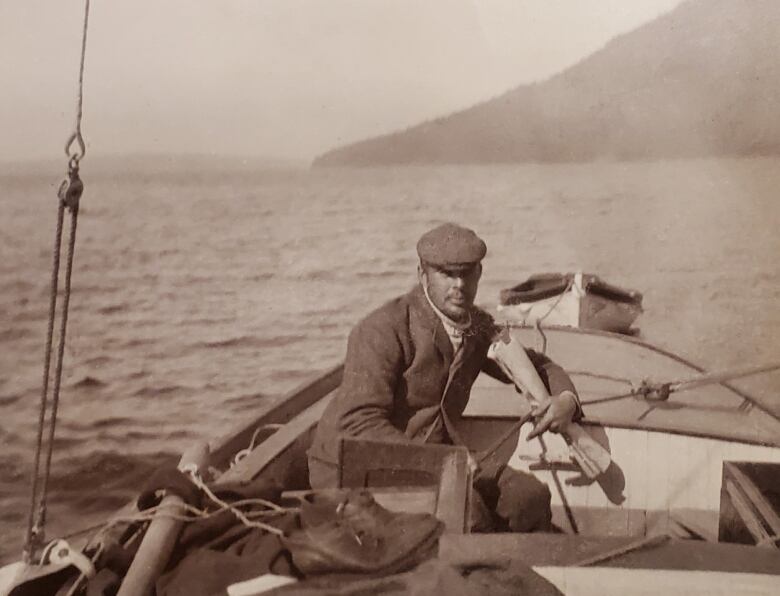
[116,441,209,596]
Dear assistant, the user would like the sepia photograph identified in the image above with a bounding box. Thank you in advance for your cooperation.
[1,1,779,594]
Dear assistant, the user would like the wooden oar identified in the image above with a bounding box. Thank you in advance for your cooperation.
[489,336,612,479]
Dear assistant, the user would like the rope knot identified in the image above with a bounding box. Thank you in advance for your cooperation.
[633,379,671,401]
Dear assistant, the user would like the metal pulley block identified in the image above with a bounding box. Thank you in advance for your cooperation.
[57,167,84,213]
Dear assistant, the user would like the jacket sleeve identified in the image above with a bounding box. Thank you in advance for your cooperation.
[525,349,583,420]
[335,315,410,442]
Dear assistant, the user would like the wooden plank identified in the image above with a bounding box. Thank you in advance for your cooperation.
[669,510,719,542]
[596,427,639,536]
[439,533,780,573]
[215,394,333,485]
[705,439,729,514]
[724,462,780,544]
[339,439,472,533]
[568,508,640,538]
[535,567,780,596]
[436,452,471,533]
[282,487,438,517]
[676,435,699,510]
[645,431,671,534]
[339,439,466,488]
[693,439,716,511]
[606,426,646,537]
[626,509,646,537]
[440,533,632,567]
[209,364,342,468]
[665,433,691,511]
[604,428,634,510]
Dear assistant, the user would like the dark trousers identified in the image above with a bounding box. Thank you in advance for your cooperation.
[470,462,552,533]
[307,455,551,533]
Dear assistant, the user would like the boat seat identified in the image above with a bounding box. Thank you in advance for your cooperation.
[337,438,473,533]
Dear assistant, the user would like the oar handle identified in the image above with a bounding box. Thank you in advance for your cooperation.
[489,335,611,479]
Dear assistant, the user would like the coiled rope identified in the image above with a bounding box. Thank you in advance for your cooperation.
[24,0,91,564]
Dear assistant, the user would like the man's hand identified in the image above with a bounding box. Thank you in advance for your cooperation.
[527,390,578,440]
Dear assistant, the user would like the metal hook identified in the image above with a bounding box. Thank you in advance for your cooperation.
[64,131,86,163]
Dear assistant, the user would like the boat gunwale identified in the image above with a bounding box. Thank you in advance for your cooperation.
[208,363,343,469]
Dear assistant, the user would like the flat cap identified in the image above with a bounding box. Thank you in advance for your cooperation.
[416,223,487,268]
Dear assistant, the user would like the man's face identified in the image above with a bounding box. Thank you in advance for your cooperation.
[419,262,482,323]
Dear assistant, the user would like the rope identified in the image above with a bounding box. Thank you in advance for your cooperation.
[24,169,84,563]
[62,498,290,545]
[580,361,780,410]
[24,200,66,563]
[530,277,574,354]
[23,0,90,562]
[185,469,286,536]
[476,412,533,464]
[65,0,91,168]
[39,206,80,529]
[535,277,574,325]
[567,370,634,386]
[232,423,283,467]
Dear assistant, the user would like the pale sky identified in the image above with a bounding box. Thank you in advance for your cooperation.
[1,0,683,163]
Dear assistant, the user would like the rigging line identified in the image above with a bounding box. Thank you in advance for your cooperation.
[36,206,81,539]
[566,370,634,386]
[24,0,91,562]
[65,0,91,164]
[579,361,780,410]
[24,201,66,563]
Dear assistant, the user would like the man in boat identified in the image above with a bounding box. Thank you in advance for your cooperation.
[307,222,581,532]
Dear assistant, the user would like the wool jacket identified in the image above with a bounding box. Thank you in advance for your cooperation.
[307,285,577,467]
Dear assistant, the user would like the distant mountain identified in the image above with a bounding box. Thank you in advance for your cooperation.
[313,0,780,166]
[0,153,305,179]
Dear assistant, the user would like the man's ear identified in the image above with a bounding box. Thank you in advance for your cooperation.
[475,263,483,282]
[417,262,426,285]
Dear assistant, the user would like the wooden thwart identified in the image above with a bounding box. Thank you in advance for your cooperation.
[339,438,472,533]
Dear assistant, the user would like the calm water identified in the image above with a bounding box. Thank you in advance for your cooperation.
[1,157,779,561]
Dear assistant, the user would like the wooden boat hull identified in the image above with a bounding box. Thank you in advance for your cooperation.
[10,327,778,595]
[215,325,780,544]
[197,325,779,593]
